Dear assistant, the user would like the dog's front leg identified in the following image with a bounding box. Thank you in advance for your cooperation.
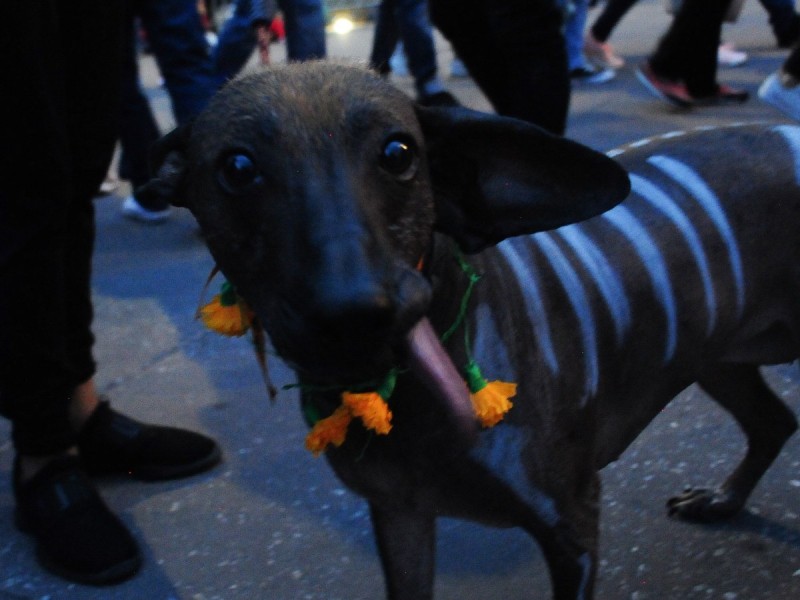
[370,503,436,600]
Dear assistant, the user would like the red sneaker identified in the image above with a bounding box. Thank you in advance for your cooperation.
[636,62,693,107]
[689,83,749,106]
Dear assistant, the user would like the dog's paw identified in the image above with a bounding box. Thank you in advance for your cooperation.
[666,487,743,522]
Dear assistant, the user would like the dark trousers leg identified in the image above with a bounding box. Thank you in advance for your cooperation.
[649,0,731,97]
[370,0,400,74]
[429,0,568,135]
[118,6,163,196]
[0,1,123,455]
[590,0,640,43]
[783,44,800,78]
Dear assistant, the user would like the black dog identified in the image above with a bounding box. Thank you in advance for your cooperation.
[144,63,798,599]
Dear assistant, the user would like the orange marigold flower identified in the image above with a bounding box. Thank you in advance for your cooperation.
[199,282,253,336]
[199,298,253,336]
[305,405,353,457]
[464,361,516,427]
[470,381,516,427]
[342,391,393,435]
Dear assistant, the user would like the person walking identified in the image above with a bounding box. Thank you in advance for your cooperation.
[0,0,222,585]
[120,0,225,223]
[369,0,459,106]
[636,0,748,107]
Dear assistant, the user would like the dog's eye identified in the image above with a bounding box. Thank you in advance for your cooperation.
[380,136,418,181]
[217,152,261,193]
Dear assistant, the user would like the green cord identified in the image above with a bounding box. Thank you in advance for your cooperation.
[440,246,481,369]
[294,246,481,405]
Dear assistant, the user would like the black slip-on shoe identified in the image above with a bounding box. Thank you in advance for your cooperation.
[78,400,222,481]
[14,456,142,585]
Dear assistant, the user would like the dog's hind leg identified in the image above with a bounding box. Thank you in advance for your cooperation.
[667,364,798,521]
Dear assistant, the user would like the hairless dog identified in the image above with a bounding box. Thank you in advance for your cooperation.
[143,63,799,599]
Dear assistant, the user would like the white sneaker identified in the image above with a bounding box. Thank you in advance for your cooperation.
[759,71,800,121]
[389,46,408,78]
[718,42,748,68]
[570,65,615,85]
[121,195,171,223]
[450,57,469,78]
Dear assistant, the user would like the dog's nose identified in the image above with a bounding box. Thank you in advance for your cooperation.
[310,281,395,335]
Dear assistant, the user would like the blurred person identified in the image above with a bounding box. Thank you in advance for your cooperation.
[636,0,748,107]
[0,1,221,585]
[214,0,326,81]
[120,0,224,222]
[759,42,800,119]
[369,0,459,106]
[563,0,615,84]
[428,0,570,135]
[585,0,797,71]
[760,0,800,47]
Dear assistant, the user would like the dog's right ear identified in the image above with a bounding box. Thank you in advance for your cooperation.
[138,123,192,208]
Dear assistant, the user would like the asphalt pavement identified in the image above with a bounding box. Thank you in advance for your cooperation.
[2,1,800,598]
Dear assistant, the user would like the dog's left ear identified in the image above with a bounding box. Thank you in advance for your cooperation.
[137,123,192,208]
[416,106,631,253]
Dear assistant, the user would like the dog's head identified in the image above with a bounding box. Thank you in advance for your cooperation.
[143,63,628,424]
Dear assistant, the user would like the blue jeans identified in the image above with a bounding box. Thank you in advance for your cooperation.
[134,0,224,124]
[369,0,439,92]
[119,0,223,207]
[564,0,590,71]
[214,0,326,80]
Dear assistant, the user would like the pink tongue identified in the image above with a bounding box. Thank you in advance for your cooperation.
[405,317,478,446]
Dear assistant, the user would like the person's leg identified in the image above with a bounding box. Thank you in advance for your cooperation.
[757,0,800,47]
[393,0,439,94]
[589,0,639,42]
[429,0,502,101]
[430,0,569,134]
[565,0,589,71]
[784,44,800,78]
[0,2,143,585]
[118,7,168,216]
[0,0,98,461]
[484,0,570,133]
[138,0,223,124]
[369,0,400,75]
[758,43,800,120]
[213,0,259,80]
[648,0,733,98]
[278,0,326,60]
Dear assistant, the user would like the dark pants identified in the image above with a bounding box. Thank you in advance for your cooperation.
[649,0,732,97]
[590,0,639,43]
[370,0,439,93]
[784,44,800,78]
[428,0,568,135]
[0,1,124,455]
[119,0,223,201]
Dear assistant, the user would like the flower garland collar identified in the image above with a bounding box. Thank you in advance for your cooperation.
[198,249,516,456]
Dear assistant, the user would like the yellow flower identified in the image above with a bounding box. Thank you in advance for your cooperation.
[305,405,353,456]
[470,381,516,427]
[199,282,253,336]
[464,361,516,427]
[342,391,393,435]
